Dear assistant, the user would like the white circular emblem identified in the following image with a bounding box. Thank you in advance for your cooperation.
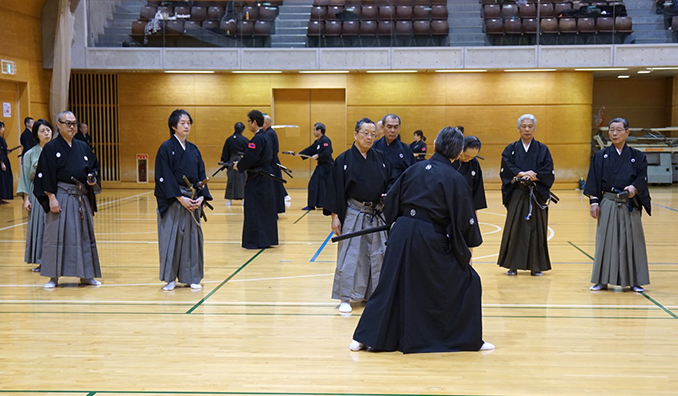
[171,151,175,155]
[316,145,320,150]
[469,218,475,225]
[382,163,386,167]
[471,170,476,176]
[425,164,432,170]
[399,153,404,158]
[631,158,636,163]
[343,165,347,171]
[604,154,608,159]
[511,151,515,155]
[56,152,61,158]
[409,209,416,216]
[552,170,555,174]
[159,177,164,183]
[500,168,504,172]
[84,156,88,161]
[37,172,43,178]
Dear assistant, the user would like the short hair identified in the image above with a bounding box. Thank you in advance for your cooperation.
[234,122,245,134]
[314,122,326,134]
[463,136,482,151]
[24,117,33,126]
[382,114,401,126]
[455,125,465,133]
[168,109,193,137]
[0,121,4,128]
[517,114,537,128]
[413,129,426,141]
[32,119,53,143]
[56,111,75,123]
[609,117,629,129]
[434,127,464,160]
[79,122,87,131]
[248,110,264,127]
[355,117,375,132]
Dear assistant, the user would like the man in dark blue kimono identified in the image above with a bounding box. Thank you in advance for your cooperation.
[220,121,249,204]
[263,115,287,213]
[350,126,493,353]
[497,114,555,276]
[584,117,650,292]
[297,122,334,211]
[452,136,488,211]
[20,117,36,160]
[0,121,14,204]
[372,114,414,184]
[236,110,278,249]
[155,109,212,291]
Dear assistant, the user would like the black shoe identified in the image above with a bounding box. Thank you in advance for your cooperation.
[302,206,315,211]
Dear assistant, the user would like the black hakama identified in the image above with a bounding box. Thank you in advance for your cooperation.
[409,140,427,162]
[373,136,415,184]
[238,129,278,249]
[299,134,333,208]
[264,127,287,213]
[221,132,249,200]
[452,158,488,211]
[497,139,555,273]
[353,153,484,353]
[0,136,13,200]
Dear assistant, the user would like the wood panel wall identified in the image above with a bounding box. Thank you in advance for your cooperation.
[593,77,672,130]
[116,71,593,189]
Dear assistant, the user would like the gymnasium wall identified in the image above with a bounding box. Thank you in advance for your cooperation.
[117,71,592,189]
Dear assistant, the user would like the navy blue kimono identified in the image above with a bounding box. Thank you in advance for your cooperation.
[299,133,334,208]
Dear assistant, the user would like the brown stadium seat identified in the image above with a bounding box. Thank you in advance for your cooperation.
[413,5,431,20]
[140,6,156,21]
[307,20,322,36]
[254,20,271,36]
[597,17,614,33]
[522,18,538,34]
[484,4,501,19]
[310,6,327,20]
[673,16,678,31]
[327,5,344,20]
[539,3,554,17]
[518,3,536,18]
[174,6,190,17]
[242,6,258,21]
[554,2,572,15]
[190,7,207,21]
[395,20,413,37]
[361,5,378,20]
[202,20,219,31]
[237,20,254,36]
[504,18,522,35]
[207,6,224,21]
[325,20,342,36]
[342,20,359,37]
[258,6,278,21]
[485,18,504,35]
[378,20,394,36]
[413,20,431,36]
[157,6,173,17]
[431,5,448,20]
[315,0,331,6]
[330,0,346,5]
[396,6,413,20]
[184,20,201,32]
[578,17,596,34]
[560,17,577,34]
[431,19,448,36]
[360,20,377,36]
[379,5,395,20]
[540,18,559,34]
[502,4,519,19]
[220,19,236,35]
[615,16,632,33]
[165,20,184,36]
[131,20,147,36]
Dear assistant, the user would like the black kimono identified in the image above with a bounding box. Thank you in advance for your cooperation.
[264,126,287,213]
[409,140,427,162]
[373,136,415,185]
[497,139,555,273]
[584,144,651,287]
[20,128,37,158]
[220,131,249,200]
[238,129,278,249]
[74,131,93,149]
[0,136,13,200]
[452,158,488,211]
[353,153,484,353]
[299,133,334,208]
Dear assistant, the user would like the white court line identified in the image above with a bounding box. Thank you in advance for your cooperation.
[479,222,502,235]
[230,273,333,282]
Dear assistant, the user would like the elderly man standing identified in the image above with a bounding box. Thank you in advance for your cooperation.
[324,117,391,313]
[497,114,555,277]
[33,111,101,289]
[372,114,414,183]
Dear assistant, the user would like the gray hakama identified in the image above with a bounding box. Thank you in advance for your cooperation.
[591,192,649,287]
[157,194,204,285]
[25,194,45,264]
[225,154,245,200]
[332,199,387,301]
[41,182,101,279]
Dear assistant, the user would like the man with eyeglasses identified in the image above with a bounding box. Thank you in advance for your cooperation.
[33,111,102,289]
[234,110,278,249]
[372,114,414,185]
[324,117,391,313]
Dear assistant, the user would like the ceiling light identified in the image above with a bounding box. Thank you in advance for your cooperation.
[637,70,651,74]
[574,68,628,71]
[649,67,678,70]
[505,69,557,72]
[365,70,418,73]
[617,75,630,79]
[435,69,488,73]
[298,70,350,74]
[164,70,214,74]
[232,70,282,74]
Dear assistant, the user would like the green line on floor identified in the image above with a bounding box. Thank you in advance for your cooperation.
[641,292,678,319]
[567,241,594,261]
[293,209,312,224]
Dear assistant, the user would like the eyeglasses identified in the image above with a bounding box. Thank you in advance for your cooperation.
[59,120,78,128]
[357,131,377,139]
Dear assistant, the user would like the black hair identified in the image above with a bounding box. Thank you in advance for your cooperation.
[413,129,426,141]
[0,121,4,129]
[168,109,193,137]
[314,122,326,134]
[24,117,33,126]
[234,122,245,134]
[463,136,482,151]
[455,125,465,133]
[434,127,464,160]
[381,114,401,126]
[355,117,375,132]
[608,117,629,129]
[32,119,53,143]
[248,110,264,127]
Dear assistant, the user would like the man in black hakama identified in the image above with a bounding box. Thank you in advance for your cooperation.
[0,121,14,203]
[372,114,414,184]
[20,117,36,160]
[324,118,390,313]
[155,109,212,291]
[236,110,278,249]
[263,115,287,213]
[297,122,334,210]
[220,121,249,204]
[350,127,493,353]
[452,136,488,211]
[497,114,555,276]
[584,118,651,292]
[33,111,101,289]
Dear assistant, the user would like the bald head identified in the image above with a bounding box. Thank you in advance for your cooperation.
[264,115,273,129]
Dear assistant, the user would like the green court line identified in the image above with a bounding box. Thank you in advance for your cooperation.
[185,249,264,314]
[86,392,97,396]
[293,209,312,224]
[641,293,678,319]
[567,241,594,261]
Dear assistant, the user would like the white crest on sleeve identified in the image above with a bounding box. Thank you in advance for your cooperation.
[425,164,432,170]
[172,151,175,155]
[316,145,320,150]
[343,165,347,171]
[37,172,42,178]
[631,158,636,163]
[84,156,88,161]
[603,154,608,159]
[56,152,61,158]
[159,177,164,183]
[552,170,555,174]
[500,167,504,172]
[399,153,404,158]
[471,170,476,176]
[409,209,416,216]
[469,218,475,225]
[382,163,386,167]
[511,151,514,155]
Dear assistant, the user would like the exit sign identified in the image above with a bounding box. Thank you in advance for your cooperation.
[1,60,16,75]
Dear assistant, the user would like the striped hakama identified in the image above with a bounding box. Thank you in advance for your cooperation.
[41,182,101,279]
[157,196,204,285]
[591,192,649,287]
[25,194,45,264]
[332,199,387,301]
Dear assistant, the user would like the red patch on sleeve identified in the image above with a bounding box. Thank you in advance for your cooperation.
[248,142,256,149]
[323,142,329,147]
[422,147,427,151]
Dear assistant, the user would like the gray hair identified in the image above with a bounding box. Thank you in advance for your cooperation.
[56,111,75,123]
[434,126,464,160]
[608,117,629,129]
[517,114,537,129]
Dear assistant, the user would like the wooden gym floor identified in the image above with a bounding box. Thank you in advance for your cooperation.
[1,186,677,396]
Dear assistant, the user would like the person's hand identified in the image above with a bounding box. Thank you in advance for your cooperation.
[331,213,342,236]
[233,161,239,171]
[0,162,6,172]
[87,178,97,186]
[524,170,538,181]
[177,196,198,212]
[624,185,637,198]
[49,194,61,213]
[590,204,600,219]
[311,154,319,160]
[24,197,32,212]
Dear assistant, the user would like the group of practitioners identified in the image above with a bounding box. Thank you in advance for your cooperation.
[4,107,652,354]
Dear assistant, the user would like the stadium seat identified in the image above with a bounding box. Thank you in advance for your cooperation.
[379,5,395,20]
[539,3,555,17]
[207,6,224,21]
[502,4,519,19]
[259,6,278,21]
[307,20,322,36]
[413,5,431,20]
[597,17,614,33]
[165,20,184,36]
[237,20,254,36]
[310,6,327,20]
[484,4,501,19]
[396,6,413,20]
[522,18,538,34]
[361,5,378,20]
[220,19,236,35]
[485,18,504,35]
[131,20,147,36]
[254,20,271,36]
[560,17,577,34]
[190,7,207,21]
[578,17,596,34]
[327,5,344,20]
[431,5,448,20]
[431,19,448,36]
[518,3,537,18]
[378,20,394,36]
[540,18,559,34]
[615,16,633,33]
[140,6,156,21]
